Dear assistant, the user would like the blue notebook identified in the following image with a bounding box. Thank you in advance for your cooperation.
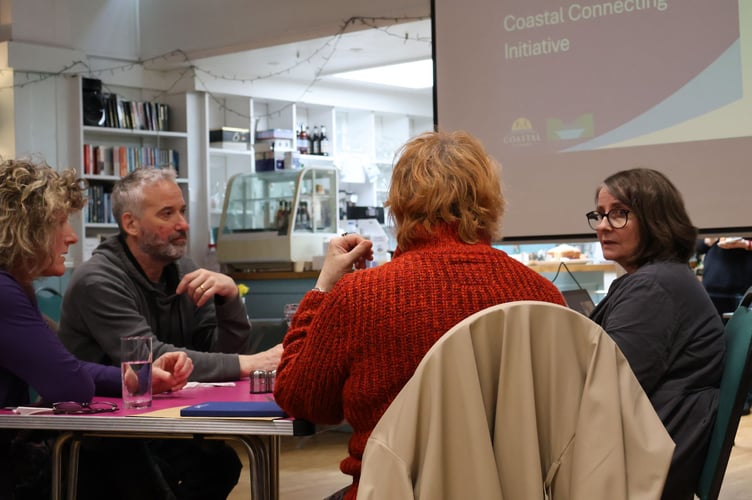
[180,401,287,418]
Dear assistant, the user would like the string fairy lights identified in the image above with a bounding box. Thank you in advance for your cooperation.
[0,15,431,123]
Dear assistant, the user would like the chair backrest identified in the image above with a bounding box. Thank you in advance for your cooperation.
[696,288,752,500]
[357,301,675,500]
[35,286,63,324]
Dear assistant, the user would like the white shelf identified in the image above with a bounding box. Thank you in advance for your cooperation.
[83,174,189,183]
[296,153,334,163]
[85,223,118,230]
[84,126,187,139]
[210,147,253,156]
[83,174,121,182]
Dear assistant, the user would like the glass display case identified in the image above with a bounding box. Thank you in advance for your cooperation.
[216,166,339,269]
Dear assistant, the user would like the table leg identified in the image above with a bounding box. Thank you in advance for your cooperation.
[50,431,74,500]
[268,436,280,499]
[229,435,281,500]
[235,435,274,500]
[66,436,82,500]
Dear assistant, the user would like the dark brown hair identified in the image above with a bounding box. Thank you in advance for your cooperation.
[597,168,697,268]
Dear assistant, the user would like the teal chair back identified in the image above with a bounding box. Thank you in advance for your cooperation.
[35,286,63,325]
[696,288,752,500]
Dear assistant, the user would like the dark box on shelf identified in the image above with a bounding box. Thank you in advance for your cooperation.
[209,127,251,149]
[255,151,293,171]
[255,157,285,172]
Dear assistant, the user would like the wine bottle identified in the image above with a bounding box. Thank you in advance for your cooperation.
[275,201,285,229]
[301,201,312,229]
[298,125,308,154]
[306,125,314,155]
[311,125,321,155]
[319,125,330,156]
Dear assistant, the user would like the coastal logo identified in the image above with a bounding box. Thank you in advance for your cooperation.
[503,117,541,146]
[546,114,594,141]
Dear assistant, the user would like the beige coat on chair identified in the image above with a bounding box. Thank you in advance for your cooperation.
[357,301,675,500]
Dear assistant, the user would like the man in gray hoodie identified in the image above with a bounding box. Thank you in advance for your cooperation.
[59,168,280,379]
[59,166,282,499]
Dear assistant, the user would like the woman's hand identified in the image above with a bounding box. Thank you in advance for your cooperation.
[151,351,194,394]
[314,234,374,292]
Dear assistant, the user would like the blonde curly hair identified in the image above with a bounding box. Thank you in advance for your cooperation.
[0,158,86,284]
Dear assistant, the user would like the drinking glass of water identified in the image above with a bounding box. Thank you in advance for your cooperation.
[284,303,299,328]
[120,336,153,409]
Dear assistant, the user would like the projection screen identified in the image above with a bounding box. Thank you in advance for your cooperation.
[433,0,751,241]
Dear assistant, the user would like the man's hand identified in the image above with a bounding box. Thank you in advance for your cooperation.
[315,234,374,292]
[239,344,283,376]
[177,269,241,307]
[152,351,194,394]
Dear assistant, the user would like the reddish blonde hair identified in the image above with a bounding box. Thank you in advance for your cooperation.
[385,130,505,250]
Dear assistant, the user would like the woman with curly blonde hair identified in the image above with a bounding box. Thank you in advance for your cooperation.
[0,159,192,499]
[274,130,565,500]
[0,159,87,286]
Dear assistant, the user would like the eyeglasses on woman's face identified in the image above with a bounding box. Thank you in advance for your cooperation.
[52,401,119,414]
[585,208,631,231]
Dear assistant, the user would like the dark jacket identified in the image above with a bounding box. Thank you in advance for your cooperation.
[591,261,725,500]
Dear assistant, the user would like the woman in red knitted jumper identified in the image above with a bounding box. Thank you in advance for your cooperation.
[274,130,565,500]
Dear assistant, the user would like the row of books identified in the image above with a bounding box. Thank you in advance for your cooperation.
[83,144,180,176]
[84,184,114,224]
[96,94,170,131]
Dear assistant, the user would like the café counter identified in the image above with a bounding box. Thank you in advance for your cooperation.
[526,261,620,302]
[230,261,620,321]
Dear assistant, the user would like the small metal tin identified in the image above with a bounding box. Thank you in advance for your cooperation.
[250,369,268,393]
[267,370,276,393]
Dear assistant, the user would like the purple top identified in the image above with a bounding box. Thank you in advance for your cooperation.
[0,271,121,406]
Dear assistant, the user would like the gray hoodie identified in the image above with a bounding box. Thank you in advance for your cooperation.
[58,235,252,381]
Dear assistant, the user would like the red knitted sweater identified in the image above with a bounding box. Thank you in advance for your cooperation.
[274,227,565,499]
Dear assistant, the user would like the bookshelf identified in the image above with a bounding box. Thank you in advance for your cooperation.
[68,76,191,267]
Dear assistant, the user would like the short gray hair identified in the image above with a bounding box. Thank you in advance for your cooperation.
[111,167,178,230]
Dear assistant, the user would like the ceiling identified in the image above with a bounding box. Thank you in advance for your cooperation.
[188,19,433,92]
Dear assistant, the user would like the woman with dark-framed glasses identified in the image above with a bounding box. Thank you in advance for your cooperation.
[586,168,724,500]
[0,158,194,499]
